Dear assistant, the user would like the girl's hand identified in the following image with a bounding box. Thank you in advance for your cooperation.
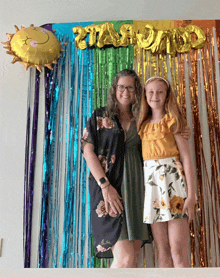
[102,184,124,215]
[180,126,191,140]
[182,197,196,223]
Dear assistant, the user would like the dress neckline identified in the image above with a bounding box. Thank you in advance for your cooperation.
[148,113,168,125]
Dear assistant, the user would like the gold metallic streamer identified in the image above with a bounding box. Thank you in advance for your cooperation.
[179,53,186,119]
[136,24,220,268]
[142,49,146,84]
[137,45,143,81]
[201,36,220,266]
[189,48,209,267]
[168,54,177,95]
[162,53,167,79]
[157,54,161,76]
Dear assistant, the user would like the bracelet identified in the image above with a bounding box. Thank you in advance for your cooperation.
[100,183,110,190]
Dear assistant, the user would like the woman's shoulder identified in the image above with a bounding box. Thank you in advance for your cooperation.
[90,107,109,120]
[93,106,106,115]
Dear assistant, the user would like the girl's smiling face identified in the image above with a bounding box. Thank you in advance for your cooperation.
[145,80,168,111]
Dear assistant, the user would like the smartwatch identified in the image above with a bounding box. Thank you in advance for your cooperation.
[98,177,108,186]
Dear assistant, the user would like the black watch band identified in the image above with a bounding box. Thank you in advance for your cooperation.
[98,177,108,186]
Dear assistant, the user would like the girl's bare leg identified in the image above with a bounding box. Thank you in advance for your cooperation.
[151,222,174,268]
[168,218,190,268]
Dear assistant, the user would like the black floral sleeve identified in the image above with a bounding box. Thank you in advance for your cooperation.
[81,110,97,153]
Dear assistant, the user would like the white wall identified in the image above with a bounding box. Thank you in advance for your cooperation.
[0,0,220,270]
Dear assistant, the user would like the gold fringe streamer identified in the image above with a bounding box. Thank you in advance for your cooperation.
[137,26,220,268]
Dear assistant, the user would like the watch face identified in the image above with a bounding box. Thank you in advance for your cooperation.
[99,177,106,184]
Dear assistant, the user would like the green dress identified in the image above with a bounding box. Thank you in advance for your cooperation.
[118,121,152,242]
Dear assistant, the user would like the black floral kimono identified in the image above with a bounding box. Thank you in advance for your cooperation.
[81,107,125,258]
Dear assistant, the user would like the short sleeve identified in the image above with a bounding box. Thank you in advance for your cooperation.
[138,120,148,140]
[81,111,97,153]
[164,113,176,130]
[138,127,143,140]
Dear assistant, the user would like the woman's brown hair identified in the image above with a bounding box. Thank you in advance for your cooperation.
[106,69,142,120]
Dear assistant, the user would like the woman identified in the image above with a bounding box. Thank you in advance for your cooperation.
[81,69,152,268]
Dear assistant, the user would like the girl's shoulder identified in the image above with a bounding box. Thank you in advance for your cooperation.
[161,113,176,127]
[141,118,151,128]
[138,113,176,139]
[138,118,150,138]
[154,113,176,133]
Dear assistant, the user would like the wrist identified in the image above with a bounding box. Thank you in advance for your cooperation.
[97,176,108,186]
[187,193,196,199]
[101,182,110,190]
[186,196,196,202]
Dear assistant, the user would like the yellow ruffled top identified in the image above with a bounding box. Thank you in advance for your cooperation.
[138,113,179,160]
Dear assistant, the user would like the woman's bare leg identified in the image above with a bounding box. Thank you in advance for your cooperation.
[111,239,142,268]
[133,240,143,267]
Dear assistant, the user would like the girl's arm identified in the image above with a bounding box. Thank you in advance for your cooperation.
[83,142,123,215]
[174,134,196,223]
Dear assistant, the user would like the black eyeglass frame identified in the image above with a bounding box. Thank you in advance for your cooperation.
[116,85,135,92]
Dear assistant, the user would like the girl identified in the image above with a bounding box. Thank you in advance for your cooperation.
[137,76,196,268]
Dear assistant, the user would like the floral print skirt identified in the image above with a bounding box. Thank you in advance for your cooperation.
[143,157,188,224]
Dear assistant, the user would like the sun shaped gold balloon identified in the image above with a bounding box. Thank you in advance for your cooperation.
[2,24,65,72]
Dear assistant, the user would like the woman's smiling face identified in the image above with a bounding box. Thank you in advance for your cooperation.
[116,76,136,109]
[145,80,168,111]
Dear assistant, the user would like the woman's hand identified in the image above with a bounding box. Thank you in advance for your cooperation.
[102,185,124,215]
[182,197,196,223]
[180,126,191,140]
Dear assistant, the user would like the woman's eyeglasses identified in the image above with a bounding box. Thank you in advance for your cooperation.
[116,85,135,92]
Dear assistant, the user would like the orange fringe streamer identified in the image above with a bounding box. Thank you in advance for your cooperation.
[138,27,220,267]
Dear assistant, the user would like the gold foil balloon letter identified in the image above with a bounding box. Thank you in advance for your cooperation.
[136,24,156,49]
[97,22,120,48]
[73,26,87,49]
[185,25,206,49]
[120,24,136,46]
[85,25,101,47]
[174,27,192,53]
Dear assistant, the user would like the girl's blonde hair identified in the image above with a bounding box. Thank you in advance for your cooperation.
[137,76,186,133]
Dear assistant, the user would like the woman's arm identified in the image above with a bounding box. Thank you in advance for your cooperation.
[174,134,196,223]
[83,142,123,215]
[180,126,191,140]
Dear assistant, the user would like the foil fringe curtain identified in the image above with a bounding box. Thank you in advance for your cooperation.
[134,26,220,267]
[24,23,220,268]
[24,23,94,268]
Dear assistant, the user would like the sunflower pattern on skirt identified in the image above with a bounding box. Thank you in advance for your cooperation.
[143,157,188,224]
